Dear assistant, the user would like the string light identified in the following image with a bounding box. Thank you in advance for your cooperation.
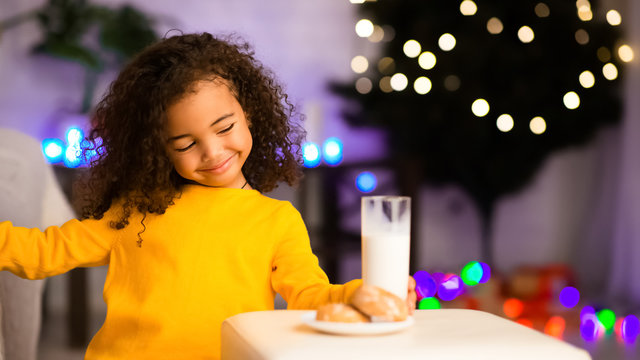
[597,47,612,62]
[471,98,490,117]
[530,116,546,134]
[403,40,422,58]
[377,57,395,74]
[618,45,634,63]
[355,19,375,37]
[535,3,550,17]
[559,286,580,308]
[379,76,393,93]
[368,25,385,42]
[414,76,432,95]
[351,55,369,73]
[459,0,477,16]
[487,17,503,34]
[42,138,65,163]
[322,137,343,166]
[579,70,595,88]
[355,77,373,94]
[602,63,618,80]
[418,51,437,70]
[518,26,535,43]
[444,75,461,91]
[390,73,408,91]
[606,10,622,26]
[563,91,580,110]
[503,298,524,318]
[302,142,321,168]
[575,29,589,45]
[438,33,456,51]
[355,171,377,193]
[496,114,514,132]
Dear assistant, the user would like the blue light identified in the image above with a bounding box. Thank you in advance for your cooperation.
[622,315,640,343]
[302,142,321,168]
[63,145,83,168]
[413,270,437,299]
[322,137,343,166]
[355,171,377,193]
[66,127,84,146]
[42,138,65,163]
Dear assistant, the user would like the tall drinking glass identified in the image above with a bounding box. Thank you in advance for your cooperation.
[361,196,411,299]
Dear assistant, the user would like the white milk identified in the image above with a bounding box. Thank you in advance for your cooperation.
[362,233,410,299]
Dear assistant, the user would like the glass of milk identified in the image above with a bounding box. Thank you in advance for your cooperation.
[361,196,411,299]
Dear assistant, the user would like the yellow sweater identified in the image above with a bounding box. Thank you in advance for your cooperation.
[0,185,361,359]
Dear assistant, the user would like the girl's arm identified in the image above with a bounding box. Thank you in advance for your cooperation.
[0,217,117,280]
[270,203,362,309]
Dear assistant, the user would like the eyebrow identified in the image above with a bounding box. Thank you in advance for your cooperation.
[167,113,234,142]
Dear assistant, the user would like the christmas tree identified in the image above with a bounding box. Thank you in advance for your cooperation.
[333,0,627,264]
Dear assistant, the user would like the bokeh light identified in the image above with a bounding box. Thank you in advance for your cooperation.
[414,270,437,298]
[418,51,436,70]
[530,116,546,135]
[403,40,422,58]
[414,77,432,95]
[606,10,622,26]
[438,33,456,51]
[535,3,550,17]
[322,137,343,166]
[471,98,490,117]
[517,318,534,328]
[64,144,82,168]
[302,142,321,168]
[444,75,461,91]
[66,127,83,146]
[355,19,375,37]
[461,261,484,286]
[487,17,503,34]
[437,274,463,301]
[377,57,395,74]
[503,298,524,318]
[355,77,373,94]
[460,0,477,16]
[579,71,595,88]
[603,63,618,80]
[618,44,634,63]
[497,114,514,132]
[544,316,566,339]
[355,171,377,193]
[578,3,593,21]
[379,76,393,93]
[575,29,589,45]
[622,315,640,343]
[597,47,611,62]
[368,25,385,43]
[351,55,369,74]
[479,262,491,283]
[563,91,580,110]
[559,286,580,308]
[597,309,616,333]
[418,297,441,310]
[390,73,408,91]
[42,138,65,163]
[518,26,535,43]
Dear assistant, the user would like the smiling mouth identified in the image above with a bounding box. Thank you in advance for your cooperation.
[199,154,235,173]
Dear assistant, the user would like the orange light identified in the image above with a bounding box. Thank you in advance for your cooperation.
[503,298,524,319]
[544,316,566,338]
[517,318,533,328]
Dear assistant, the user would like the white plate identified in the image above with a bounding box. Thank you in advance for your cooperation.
[301,311,414,335]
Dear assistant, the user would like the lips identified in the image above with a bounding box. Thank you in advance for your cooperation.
[199,153,236,174]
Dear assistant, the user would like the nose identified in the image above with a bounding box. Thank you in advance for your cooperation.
[200,138,224,162]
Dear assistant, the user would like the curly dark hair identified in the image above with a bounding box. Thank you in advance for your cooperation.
[78,32,305,233]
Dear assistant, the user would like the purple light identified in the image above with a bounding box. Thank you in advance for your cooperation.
[622,315,640,343]
[559,286,580,308]
[437,274,463,301]
[413,270,437,299]
[580,317,600,342]
[479,262,491,283]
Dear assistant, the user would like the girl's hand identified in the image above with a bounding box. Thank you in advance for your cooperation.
[407,275,417,315]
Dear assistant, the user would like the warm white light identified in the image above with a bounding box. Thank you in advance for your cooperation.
[403,40,422,58]
[378,57,395,74]
[356,19,375,37]
[575,29,589,45]
[578,6,593,21]
[618,45,634,63]
[530,117,547,134]
[414,77,432,95]
[460,0,477,16]
[603,63,618,80]
[350,0,366,3]
[382,25,396,42]
[368,25,385,42]
[563,91,580,110]
[351,55,369,74]
[379,76,393,93]
[418,51,437,70]
[535,3,550,17]
[518,26,535,43]
[355,77,373,94]
[487,17,504,34]
[579,71,595,88]
[439,33,456,51]
[471,99,490,117]
[597,47,611,62]
[497,114,514,132]
[444,75,461,91]
[606,10,622,26]
[390,73,408,91]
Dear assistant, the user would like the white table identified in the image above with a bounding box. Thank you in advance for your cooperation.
[221,309,591,360]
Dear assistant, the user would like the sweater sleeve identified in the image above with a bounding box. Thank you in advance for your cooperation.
[0,216,117,280]
[270,203,362,309]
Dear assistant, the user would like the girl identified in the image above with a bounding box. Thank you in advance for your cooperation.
[0,32,416,359]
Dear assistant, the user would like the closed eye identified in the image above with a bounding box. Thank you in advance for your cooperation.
[175,142,195,152]
[218,123,235,134]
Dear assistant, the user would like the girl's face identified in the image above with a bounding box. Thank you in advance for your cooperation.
[165,80,253,188]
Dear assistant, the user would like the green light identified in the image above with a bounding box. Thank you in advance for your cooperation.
[461,261,483,286]
[597,309,616,332]
[418,297,441,310]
